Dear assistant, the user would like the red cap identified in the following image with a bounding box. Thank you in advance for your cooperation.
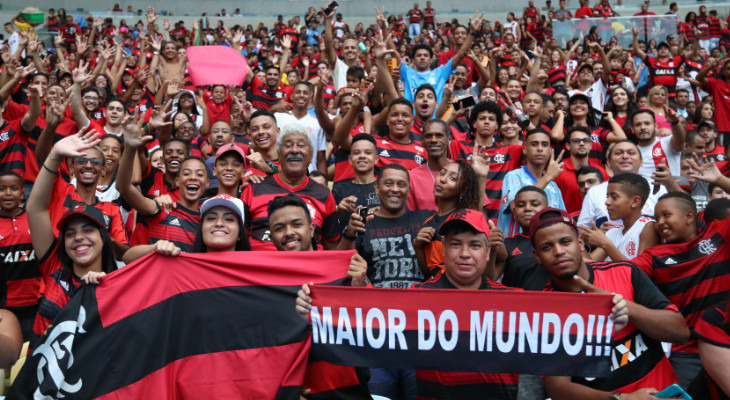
[439,209,490,238]
[215,143,247,166]
[528,207,576,238]
[56,204,106,231]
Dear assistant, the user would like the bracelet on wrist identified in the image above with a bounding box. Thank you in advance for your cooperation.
[42,163,59,175]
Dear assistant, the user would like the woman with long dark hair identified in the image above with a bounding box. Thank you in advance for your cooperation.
[413,152,489,277]
[27,130,118,350]
[602,85,638,132]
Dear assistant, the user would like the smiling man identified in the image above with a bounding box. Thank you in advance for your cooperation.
[241,124,339,250]
[275,81,327,174]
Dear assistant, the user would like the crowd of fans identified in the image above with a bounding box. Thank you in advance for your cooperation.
[2,0,730,398]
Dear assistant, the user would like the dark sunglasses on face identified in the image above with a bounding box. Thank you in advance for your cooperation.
[578,178,598,187]
[75,157,103,166]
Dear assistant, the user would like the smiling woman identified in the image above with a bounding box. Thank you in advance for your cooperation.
[26,131,118,351]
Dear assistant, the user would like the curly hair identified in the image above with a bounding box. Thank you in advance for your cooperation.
[452,160,482,211]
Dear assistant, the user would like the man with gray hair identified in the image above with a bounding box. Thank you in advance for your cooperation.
[274,81,327,173]
[241,123,340,250]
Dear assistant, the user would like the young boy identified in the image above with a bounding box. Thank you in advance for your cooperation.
[487,186,550,289]
[0,171,41,340]
[579,173,660,261]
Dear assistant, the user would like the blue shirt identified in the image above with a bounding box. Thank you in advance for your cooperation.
[400,59,453,103]
[498,166,566,236]
[633,55,649,88]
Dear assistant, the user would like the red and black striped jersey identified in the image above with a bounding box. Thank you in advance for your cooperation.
[333,124,365,183]
[0,119,29,176]
[145,203,200,252]
[3,101,78,183]
[681,22,697,43]
[645,56,683,97]
[632,218,730,354]
[687,304,730,400]
[48,176,129,246]
[241,173,340,250]
[0,211,41,308]
[709,17,722,38]
[413,272,519,399]
[30,241,84,351]
[541,261,679,392]
[374,134,427,171]
[548,64,567,85]
[453,140,523,220]
[250,76,289,110]
[696,16,711,39]
[139,163,180,201]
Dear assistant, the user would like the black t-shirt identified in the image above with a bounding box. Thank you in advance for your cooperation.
[332,179,380,232]
[355,209,432,288]
[502,234,551,290]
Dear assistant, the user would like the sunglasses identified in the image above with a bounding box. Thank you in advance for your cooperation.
[75,157,103,166]
[577,178,598,187]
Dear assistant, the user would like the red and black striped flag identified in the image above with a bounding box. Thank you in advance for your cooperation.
[8,251,352,400]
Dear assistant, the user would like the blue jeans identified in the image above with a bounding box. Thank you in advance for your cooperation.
[369,368,417,400]
[409,23,421,39]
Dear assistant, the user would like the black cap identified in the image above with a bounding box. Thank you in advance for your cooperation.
[56,204,106,231]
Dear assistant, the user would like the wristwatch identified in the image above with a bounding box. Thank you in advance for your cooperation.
[608,393,622,400]
[341,226,356,241]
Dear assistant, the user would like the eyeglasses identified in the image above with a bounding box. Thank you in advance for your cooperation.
[570,138,591,144]
[75,157,103,166]
[577,178,598,187]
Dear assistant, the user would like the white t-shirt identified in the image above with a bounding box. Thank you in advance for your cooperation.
[638,136,680,180]
[274,112,327,173]
[605,216,654,261]
[578,180,666,228]
[569,78,608,112]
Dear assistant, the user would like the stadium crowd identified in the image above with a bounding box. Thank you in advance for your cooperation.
[2,0,730,398]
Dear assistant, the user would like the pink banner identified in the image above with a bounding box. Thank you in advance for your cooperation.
[186,46,248,87]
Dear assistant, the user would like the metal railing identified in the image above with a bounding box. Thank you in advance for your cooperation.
[552,14,679,48]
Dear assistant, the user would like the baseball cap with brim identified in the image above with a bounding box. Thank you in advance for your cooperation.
[528,207,577,238]
[56,204,105,231]
[200,194,245,222]
[697,121,717,132]
[215,143,247,165]
[577,63,593,74]
[439,209,490,238]
[657,41,670,49]
[569,93,591,105]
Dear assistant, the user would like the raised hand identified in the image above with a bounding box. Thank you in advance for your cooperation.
[281,34,293,49]
[545,149,565,180]
[72,59,92,84]
[470,145,491,178]
[46,94,72,127]
[469,11,485,32]
[372,30,395,60]
[93,16,102,28]
[148,107,174,130]
[146,7,159,24]
[322,0,338,18]
[75,35,89,55]
[122,110,152,149]
[52,128,101,158]
[687,153,725,184]
[488,220,505,249]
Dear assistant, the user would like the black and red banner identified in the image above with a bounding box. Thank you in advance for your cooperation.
[8,251,353,400]
[309,286,616,377]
